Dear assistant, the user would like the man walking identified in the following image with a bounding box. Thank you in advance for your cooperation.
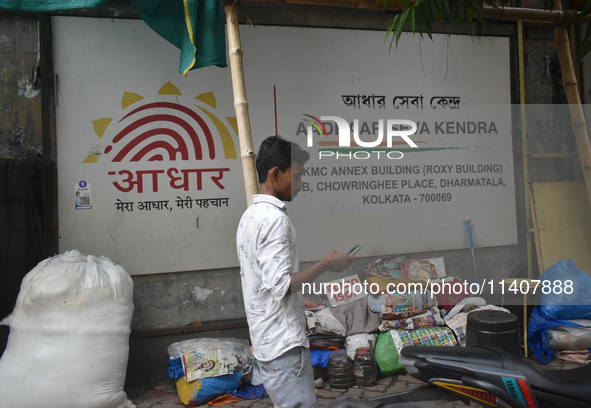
[236,135,354,407]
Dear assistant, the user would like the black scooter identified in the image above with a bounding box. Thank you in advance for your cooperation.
[326,345,591,408]
[392,345,591,408]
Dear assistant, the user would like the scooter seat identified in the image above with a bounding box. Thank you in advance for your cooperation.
[400,345,591,403]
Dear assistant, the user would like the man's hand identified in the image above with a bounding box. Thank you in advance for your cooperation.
[288,250,355,294]
[322,250,355,272]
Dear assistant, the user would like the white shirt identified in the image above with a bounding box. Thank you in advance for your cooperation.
[236,194,309,362]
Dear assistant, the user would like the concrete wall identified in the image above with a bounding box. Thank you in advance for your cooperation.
[127,6,529,334]
[0,1,584,385]
[0,12,42,158]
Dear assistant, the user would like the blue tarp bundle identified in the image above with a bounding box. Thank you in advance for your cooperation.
[528,260,591,363]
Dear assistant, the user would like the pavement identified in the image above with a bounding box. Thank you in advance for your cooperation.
[124,354,582,408]
[125,372,463,408]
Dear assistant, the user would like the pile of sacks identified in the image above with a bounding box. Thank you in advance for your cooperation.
[304,255,511,379]
[167,338,265,406]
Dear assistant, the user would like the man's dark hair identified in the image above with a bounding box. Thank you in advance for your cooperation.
[256,135,310,182]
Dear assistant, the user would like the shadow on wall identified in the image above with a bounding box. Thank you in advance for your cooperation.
[0,153,46,355]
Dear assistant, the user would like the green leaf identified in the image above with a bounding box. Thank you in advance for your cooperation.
[441,0,451,20]
[426,0,437,22]
[385,14,396,42]
[459,3,467,24]
[575,23,591,62]
[386,15,398,51]
[574,1,591,24]
[394,9,409,45]
[542,0,554,11]
[448,0,460,24]
[382,0,591,61]
[414,4,425,35]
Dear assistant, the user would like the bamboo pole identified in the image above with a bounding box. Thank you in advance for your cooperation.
[233,1,590,25]
[224,1,258,207]
[481,5,586,24]
[518,21,534,283]
[553,0,591,208]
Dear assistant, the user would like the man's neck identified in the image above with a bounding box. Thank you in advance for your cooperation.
[258,182,279,200]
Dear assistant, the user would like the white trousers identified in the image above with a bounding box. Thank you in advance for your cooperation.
[257,346,318,408]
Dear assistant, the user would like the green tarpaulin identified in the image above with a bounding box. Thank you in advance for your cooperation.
[0,0,227,74]
[0,0,108,11]
[132,0,227,74]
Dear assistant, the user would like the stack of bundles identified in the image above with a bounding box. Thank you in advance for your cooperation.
[366,259,458,376]
[167,338,264,406]
[305,293,348,337]
[0,250,135,408]
[304,255,514,382]
[365,257,443,334]
[364,256,510,375]
[528,260,591,364]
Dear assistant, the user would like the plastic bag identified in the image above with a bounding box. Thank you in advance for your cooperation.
[373,331,405,377]
[364,256,404,278]
[390,327,456,353]
[545,325,591,350]
[539,260,591,320]
[249,358,264,386]
[527,306,591,363]
[368,289,436,320]
[345,333,378,360]
[443,297,487,321]
[445,304,510,346]
[174,372,241,406]
[0,250,135,408]
[167,338,251,381]
[379,306,444,332]
[310,349,333,367]
[431,277,473,312]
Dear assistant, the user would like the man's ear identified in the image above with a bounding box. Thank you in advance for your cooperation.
[269,166,280,181]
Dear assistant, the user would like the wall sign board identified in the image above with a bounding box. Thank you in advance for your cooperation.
[53,17,514,274]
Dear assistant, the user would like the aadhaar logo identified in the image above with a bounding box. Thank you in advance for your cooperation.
[302,115,418,160]
[85,81,238,163]
[83,81,239,194]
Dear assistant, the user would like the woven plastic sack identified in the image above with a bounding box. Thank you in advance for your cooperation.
[174,372,241,406]
[0,250,135,408]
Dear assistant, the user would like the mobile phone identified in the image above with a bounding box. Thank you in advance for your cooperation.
[347,244,362,255]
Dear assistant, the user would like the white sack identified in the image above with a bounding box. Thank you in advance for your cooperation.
[0,250,135,408]
[345,333,378,360]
